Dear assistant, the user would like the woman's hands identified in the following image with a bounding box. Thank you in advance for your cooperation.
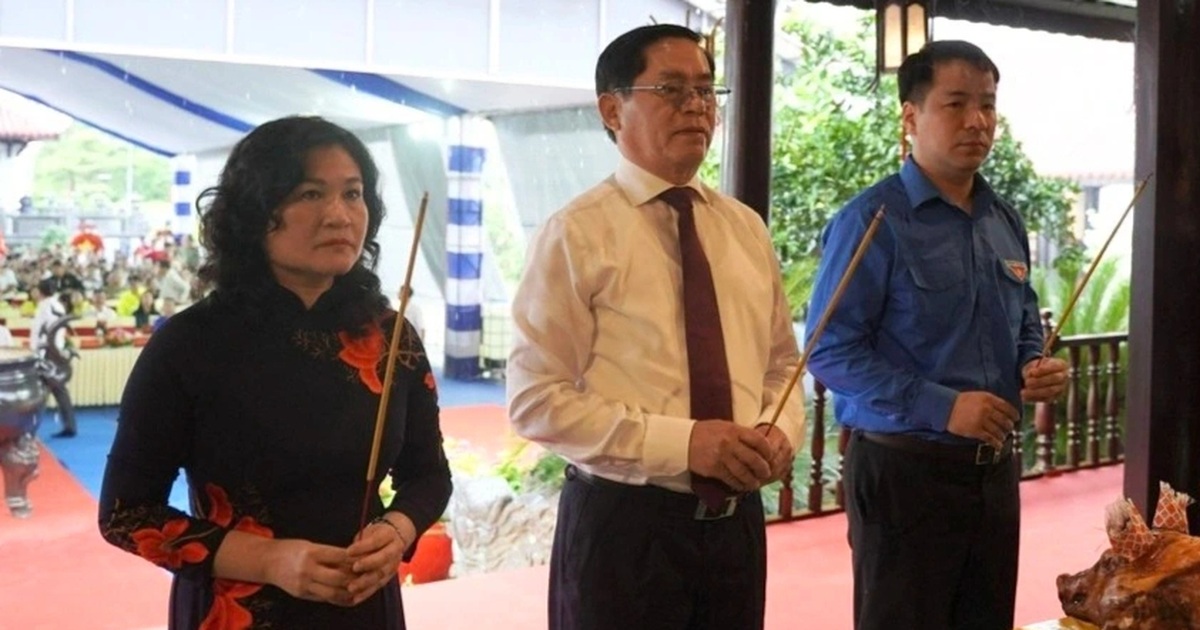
[267,512,415,607]
[215,512,418,607]
[345,512,416,605]
[264,539,359,606]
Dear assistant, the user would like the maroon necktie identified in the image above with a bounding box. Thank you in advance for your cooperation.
[659,187,734,511]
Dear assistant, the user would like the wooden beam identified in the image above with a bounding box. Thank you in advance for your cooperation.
[935,1,1134,41]
[721,0,776,222]
[809,0,1135,42]
[1125,0,1200,534]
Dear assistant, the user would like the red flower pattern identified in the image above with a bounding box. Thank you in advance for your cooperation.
[205,483,233,527]
[130,518,209,568]
[338,324,385,394]
[424,371,437,392]
[196,483,276,630]
[200,579,262,630]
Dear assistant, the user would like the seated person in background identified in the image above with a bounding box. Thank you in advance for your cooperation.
[65,290,88,317]
[18,285,41,317]
[102,269,126,299]
[85,291,118,332]
[116,275,147,317]
[0,299,18,322]
[155,259,191,305]
[81,262,105,293]
[44,259,85,295]
[0,259,18,294]
[151,298,176,333]
[132,291,159,331]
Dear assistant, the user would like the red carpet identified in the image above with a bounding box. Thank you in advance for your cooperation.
[440,403,545,467]
[0,406,1122,630]
[0,444,171,630]
[440,404,522,459]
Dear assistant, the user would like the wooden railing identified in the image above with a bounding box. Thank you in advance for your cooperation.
[769,318,1129,523]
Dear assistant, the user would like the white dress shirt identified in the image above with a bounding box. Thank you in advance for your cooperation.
[157,267,191,304]
[507,156,805,494]
[32,296,66,352]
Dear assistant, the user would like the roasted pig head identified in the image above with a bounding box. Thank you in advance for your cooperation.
[1057,531,1200,628]
[1058,549,1129,623]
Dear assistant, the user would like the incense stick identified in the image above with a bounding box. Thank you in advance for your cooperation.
[767,205,886,430]
[358,191,429,531]
[1041,173,1151,358]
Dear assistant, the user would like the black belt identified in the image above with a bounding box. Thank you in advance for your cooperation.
[857,431,1014,466]
[564,465,742,520]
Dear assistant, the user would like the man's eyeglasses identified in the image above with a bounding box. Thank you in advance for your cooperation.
[613,83,731,108]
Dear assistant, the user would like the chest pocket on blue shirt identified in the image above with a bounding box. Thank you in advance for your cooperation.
[898,253,967,333]
[995,257,1028,331]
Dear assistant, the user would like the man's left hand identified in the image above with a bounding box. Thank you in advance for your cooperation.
[1022,357,1069,403]
[755,424,795,483]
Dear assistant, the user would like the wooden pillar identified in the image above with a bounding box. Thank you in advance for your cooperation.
[1125,0,1200,534]
[720,0,776,223]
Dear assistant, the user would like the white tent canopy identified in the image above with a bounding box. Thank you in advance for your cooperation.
[0,0,714,155]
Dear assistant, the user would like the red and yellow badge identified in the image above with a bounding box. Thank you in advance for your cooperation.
[1005,260,1028,283]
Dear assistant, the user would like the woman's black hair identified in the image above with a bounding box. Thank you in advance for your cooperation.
[196,115,389,332]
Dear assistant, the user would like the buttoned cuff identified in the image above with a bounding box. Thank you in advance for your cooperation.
[911,380,958,432]
[755,397,805,451]
[1019,352,1043,380]
[642,414,696,478]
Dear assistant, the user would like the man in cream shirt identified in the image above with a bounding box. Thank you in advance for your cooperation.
[507,23,804,630]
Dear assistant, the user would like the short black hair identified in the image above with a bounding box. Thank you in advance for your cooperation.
[594,24,714,142]
[898,40,1000,105]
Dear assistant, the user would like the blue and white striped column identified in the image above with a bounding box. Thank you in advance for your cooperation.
[169,154,197,236]
[444,143,485,380]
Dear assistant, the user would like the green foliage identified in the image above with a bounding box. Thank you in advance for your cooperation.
[470,440,568,496]
[481,170,525,289]
[32,123,170,207]
[521,450,570,493]
[1030,257,1130,336]
[782,255,820,321]
[761,394,846,517]
[494,447,569,495]
[768,17,900,270]
[978,131,1084,272]
[39,224,68,250]
[1021,258,1130,471]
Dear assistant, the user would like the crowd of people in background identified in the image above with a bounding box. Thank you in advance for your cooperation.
[0,232,202,337]
[0,232,202,438]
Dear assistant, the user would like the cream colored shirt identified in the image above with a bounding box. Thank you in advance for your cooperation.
[507,156,805,494]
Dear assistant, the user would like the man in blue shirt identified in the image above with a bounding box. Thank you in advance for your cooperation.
[805,41,1069,630]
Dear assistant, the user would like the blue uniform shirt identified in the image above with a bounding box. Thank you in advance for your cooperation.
[804,157,1044,444]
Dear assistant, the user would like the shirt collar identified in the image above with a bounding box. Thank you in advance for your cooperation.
[899,157,942,209]
[900,156,998,213]
[614,154,710,208]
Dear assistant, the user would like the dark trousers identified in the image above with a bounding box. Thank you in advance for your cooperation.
[44,378,76,434]
[845,432,1020,630]
[548,469,766,630]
